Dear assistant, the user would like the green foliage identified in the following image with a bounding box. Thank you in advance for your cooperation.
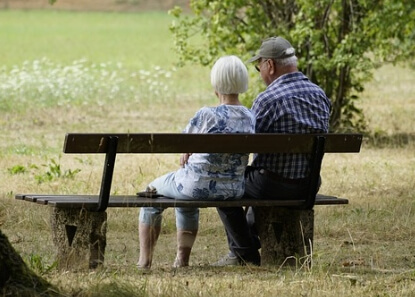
[28,254,58,275]
[7,164,38,175]
[169,0,415,132]
[8,158,81,184]
[35,158,81,184]
[8,165,27,175]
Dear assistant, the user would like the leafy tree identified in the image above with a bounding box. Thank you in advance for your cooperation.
[169,0,415,132]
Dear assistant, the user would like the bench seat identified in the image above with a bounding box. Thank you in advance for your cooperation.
[16,194,348,208]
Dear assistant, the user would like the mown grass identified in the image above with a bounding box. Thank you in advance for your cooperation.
[1,9,415,297]
[0,10,176,68]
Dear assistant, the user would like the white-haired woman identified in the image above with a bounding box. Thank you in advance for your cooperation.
[138,55,255,269]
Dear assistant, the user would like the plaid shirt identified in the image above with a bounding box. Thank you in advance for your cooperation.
[251,71,331,179]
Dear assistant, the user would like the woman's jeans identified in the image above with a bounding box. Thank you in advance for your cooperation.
[139,172,199,230]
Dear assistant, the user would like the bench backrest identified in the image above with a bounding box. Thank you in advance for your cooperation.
[64,133,362,154]
[63,133,363,211]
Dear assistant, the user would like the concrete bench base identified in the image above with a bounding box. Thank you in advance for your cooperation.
[256,207,313,266]
[50,208,107,270]
[49,206,315,269]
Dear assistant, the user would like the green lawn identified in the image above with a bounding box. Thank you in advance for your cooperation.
[0,10,178,68]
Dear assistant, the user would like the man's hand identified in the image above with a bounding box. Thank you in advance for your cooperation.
[180,153,192,168]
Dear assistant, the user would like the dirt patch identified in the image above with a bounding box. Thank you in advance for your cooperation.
[1,0,189,11]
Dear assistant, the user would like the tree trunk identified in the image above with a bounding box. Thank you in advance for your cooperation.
[0,229,61,297]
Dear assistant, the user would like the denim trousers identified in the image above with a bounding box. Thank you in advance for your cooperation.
[139,172,199,230]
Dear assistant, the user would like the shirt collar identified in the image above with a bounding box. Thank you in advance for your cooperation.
[267,71,306,88]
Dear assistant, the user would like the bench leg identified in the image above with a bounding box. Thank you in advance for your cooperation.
[255,207,314,267]
[50,208,107,270]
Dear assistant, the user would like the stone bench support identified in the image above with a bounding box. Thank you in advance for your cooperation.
[50,208,107,270]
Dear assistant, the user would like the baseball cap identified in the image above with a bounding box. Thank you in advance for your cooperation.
[247,37,295,63]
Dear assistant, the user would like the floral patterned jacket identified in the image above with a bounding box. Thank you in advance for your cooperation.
[174,105,255,200]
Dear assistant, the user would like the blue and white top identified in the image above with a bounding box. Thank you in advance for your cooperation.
[174,105,255,200]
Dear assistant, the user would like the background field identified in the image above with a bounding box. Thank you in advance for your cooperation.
[0,8,415,297]
[1,0,189,12]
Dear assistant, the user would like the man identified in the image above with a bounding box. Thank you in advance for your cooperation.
[213,37,331,266]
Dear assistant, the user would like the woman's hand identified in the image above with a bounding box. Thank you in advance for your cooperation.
[180,153,192,168]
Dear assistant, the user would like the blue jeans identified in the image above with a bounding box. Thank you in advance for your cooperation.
[139,172,199,230]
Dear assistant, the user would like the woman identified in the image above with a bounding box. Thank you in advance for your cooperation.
[137,55,255,269]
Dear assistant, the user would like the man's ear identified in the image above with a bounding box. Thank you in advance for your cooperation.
[268,59,276,75]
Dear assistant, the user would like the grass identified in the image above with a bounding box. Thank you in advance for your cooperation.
[0,10,175,68]
[1,9,415,297]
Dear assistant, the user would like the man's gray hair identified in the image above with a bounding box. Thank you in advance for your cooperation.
[273,55,298,67]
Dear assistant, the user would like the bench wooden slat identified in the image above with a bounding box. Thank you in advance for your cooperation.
[24,195,98,204]
[17,194,348,209]
[64,133,363,154]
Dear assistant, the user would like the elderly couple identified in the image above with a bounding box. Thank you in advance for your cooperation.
[137,36,331,269]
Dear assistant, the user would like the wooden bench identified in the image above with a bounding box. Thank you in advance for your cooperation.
[15,133,362,269]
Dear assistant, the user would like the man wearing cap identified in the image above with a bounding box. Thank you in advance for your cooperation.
[213,37,331,266]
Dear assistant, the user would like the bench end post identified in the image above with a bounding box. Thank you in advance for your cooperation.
[95,136,118,212]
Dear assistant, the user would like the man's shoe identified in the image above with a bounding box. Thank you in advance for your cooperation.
[211,253,240,266]
[242,252,261,266]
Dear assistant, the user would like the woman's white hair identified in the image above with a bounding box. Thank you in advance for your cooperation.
[211,55,249,95]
